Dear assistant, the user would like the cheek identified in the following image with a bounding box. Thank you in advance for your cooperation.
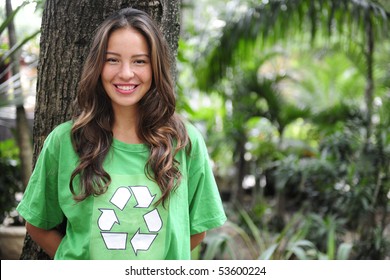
[100,70,113,94]
[101,67,109,82]
[141,65,153,81]
[101,65,116,81]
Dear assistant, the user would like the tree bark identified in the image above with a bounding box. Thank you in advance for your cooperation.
[20,0,180,260]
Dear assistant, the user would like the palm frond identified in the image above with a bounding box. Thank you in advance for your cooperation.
[0,30,40,65]
[197,0,390,89]
[0,1,28,36]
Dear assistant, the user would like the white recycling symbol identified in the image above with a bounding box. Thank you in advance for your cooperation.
[97,185,162,255]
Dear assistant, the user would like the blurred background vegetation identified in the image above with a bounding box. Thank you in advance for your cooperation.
[1,0,390,260]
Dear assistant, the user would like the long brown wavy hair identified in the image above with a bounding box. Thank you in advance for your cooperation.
[70,8,189,206]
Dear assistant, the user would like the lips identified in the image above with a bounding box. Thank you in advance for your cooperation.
[114,84,138,94]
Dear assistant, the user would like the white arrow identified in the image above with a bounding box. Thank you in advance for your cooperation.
[98,209,119,231]
[130,186,156,208]
[110,186,132,210]
[143,209,162,232]
[101,232,127,250]
[130,229,157,255]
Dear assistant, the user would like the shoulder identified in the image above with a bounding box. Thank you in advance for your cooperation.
[50,121,73,136]
[46,121,73,139]
[184,121,205,144]
[42,121,73,149]
[183,121,209,156]
[34,121,74,163]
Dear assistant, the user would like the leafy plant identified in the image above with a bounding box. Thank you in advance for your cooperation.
[0,138,23,224]
[0,0,40,106]
[200,205,354,260]
[179,0,390,260]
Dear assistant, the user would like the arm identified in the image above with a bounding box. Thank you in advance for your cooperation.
[190,231,206,250]
[25,222,63,259]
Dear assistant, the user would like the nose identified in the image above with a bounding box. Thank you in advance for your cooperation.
[119,63,135,80]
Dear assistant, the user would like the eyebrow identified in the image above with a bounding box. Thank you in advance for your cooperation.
[105,51,149,58]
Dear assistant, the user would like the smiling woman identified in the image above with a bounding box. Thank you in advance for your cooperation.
[16,7,227,260]
[101,27,153,125]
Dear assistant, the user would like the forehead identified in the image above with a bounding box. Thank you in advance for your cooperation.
[106,27,149,53]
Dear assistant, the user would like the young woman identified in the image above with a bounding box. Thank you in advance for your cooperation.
[17,8,226,260]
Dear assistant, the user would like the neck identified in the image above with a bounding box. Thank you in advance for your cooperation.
[112,108,142,144]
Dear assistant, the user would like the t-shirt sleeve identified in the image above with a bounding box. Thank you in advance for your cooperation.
[186,124,227,235]
[16,128,65,229]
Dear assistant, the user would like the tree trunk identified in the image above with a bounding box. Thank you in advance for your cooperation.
[5,0,33,189]
[364,16,374,148]
[230,137,246,205]
[20,0,180,260]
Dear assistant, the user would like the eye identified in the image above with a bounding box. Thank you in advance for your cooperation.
[106,57,119,64]
[134,59,146,65]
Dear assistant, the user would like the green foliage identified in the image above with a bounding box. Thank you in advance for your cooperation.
[201,226,238,260]
[200,205,354,260]
[0,1,27,36]
[0,0,40,106]
[179,0,390,260]
[0,29,40,66]
[196,0,390,90]
[0,139,23,224]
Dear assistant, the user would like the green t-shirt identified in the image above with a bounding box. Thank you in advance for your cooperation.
[17,121,226,260]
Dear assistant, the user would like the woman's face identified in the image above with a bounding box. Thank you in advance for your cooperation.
[101,27,152,114]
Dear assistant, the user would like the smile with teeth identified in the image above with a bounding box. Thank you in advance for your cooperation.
[116,84,137,91]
